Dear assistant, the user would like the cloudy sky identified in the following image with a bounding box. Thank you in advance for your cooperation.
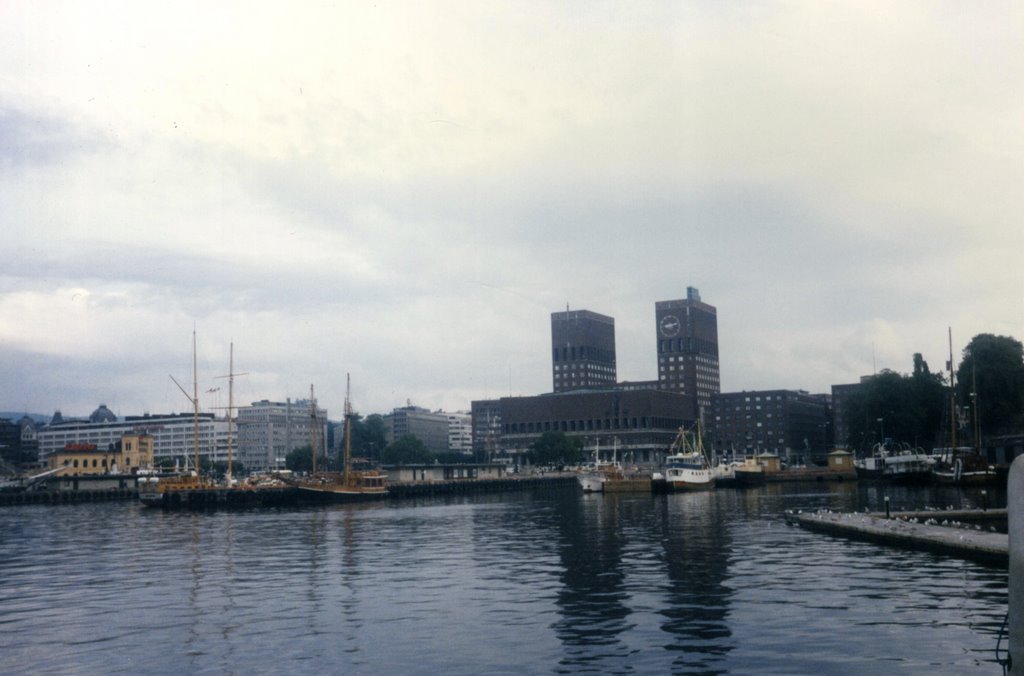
[2,2,1021,420]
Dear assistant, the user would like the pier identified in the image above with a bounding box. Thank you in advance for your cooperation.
[785,508,1008,567]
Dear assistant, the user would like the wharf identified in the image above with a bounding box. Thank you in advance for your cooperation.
[785,509,1008,567]
[0,487,137,506]
[766,468,856,483]
[151,485,300,508]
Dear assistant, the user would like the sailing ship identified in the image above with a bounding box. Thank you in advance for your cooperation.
[139,330,214,506]
[139,338,297,507]
[930,330,997,486]
[661,424,716,491]
[290,375,388,502]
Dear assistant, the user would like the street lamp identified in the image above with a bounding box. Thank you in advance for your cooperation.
[877,417,884,447]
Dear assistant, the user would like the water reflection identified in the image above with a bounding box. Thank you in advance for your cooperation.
[552,491,633,670]
[656,492,733,674]
[0,485,1008,674]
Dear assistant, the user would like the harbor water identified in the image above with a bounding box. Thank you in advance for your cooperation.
[0,482,1008,674]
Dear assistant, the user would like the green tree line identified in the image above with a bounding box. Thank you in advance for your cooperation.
[844,334,1024,451]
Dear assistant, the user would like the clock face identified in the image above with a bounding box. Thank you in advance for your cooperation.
[660,314,681,337]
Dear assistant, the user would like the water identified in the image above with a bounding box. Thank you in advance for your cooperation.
[0,483,1008,674]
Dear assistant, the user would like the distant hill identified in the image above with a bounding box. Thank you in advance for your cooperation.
[0,412,50,424]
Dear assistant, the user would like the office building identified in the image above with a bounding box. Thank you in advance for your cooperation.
[383,406,450,454]
[473,389,696,469]
[236,398,328,471]
[551,309,617,392]
[709,389,830,462]
[655,287,720,419]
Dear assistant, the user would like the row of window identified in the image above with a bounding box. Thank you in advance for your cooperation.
[503,416,685,434]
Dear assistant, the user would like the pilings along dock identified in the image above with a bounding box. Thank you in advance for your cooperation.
[0,474,579,506]
[785,508,1009,567]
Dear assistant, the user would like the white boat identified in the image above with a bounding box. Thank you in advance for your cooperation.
[662,426,716,491]
[854,442,935,484]
[576,439,622,493]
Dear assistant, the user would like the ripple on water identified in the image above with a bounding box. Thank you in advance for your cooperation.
[0,487,1008,674]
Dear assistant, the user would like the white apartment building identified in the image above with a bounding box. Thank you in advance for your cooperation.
[447,412,473,455]
[236,399,328,471]
[36,412,231,469]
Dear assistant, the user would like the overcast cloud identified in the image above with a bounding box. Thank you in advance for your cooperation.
[2,2,1022,419]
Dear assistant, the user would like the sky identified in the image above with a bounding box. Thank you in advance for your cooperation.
[2,2,1022,421]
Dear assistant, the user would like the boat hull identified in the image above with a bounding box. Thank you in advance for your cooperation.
[578,474,605,493]
[296,485,388,502]
[734,469,765,487]
[666,479,716,492]
[854,467,932,485]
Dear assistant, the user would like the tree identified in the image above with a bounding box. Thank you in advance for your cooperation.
[285,445,313,473]
[843,357,947,452]
[956,334,1024,435]
[527,431,583,468]
[382,435,433,465]
[348,413,387,462]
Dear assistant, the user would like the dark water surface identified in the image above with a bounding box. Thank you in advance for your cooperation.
[0,483,1007,674]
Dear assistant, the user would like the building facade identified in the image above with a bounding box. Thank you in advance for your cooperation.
[48,433,154,475]
[551,309,617,392]
[709,389,831,462]
[655,287,720,420]
[470,399,502,459]
[446,412,473,455]
[36,412,228,468]
[236,399,328,472]
[383,406,450,454]
[474,389,696,469]
[831,381,866,450]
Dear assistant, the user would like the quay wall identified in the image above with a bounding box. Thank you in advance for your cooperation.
[1,475,578,507]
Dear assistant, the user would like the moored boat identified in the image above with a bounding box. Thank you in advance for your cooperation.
[662,425,715,492]
[854,442,934,484]
[290,375,389,502]
[576,439,623,493]
[930,447,998,486]
[733,456,766,486]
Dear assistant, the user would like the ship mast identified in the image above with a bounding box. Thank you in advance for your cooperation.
[170,330,201,477]
[192,330,199,476]
[344,373,352,487]
[948,327,957,450]
[214,342,248,483]
[227,343,234,479]
[310,384,318,476]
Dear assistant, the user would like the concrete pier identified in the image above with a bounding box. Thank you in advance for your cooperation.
[1009,455,1023,672]
[785,509,1008,567]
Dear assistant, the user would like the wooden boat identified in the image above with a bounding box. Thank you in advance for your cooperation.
[931,447,998,486]
[290,376,389,502]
